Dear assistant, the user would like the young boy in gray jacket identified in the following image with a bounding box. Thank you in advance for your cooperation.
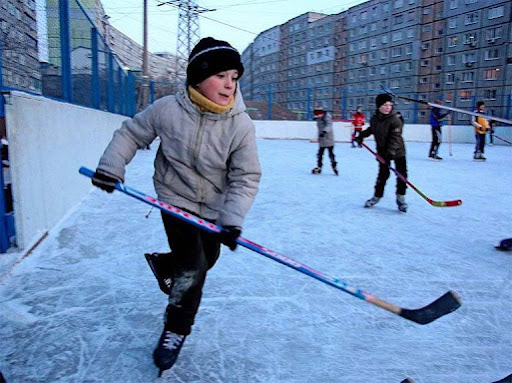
[91,37,262,375]
[311,106,338,175]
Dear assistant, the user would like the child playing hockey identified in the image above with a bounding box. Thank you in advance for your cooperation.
[312,106,338,175]
[90,37,262,376]
[355,93,408,212]
[351,106,365,148]
[471,101,490,161]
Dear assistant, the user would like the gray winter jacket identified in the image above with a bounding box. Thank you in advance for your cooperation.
[316,112,334,147]
[96,86,261,227]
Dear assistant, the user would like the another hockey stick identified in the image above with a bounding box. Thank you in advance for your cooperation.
[360,143,462,207]
[494,134,512,145]
[80,166,461,325]
[381,86,512,126]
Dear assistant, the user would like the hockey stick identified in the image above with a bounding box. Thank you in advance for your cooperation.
[79,166,461,324]
[494,134,512,145]
[360,143,462,207]
[381,86,512,126]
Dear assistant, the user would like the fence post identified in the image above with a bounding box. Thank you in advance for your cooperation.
[306,87,312,120]
[127,70,136,117]
[107,52,115,112]
[59,0,72,102]
[267,84,272,120]
[150,81,155,104]
[342,88,347,120]
[91,27,100,109]
[505,93,511,120]
[413,100,418,124]
[117,67,124,115]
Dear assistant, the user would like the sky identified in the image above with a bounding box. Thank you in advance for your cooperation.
[1,137,511,382]
[101,0,367,54]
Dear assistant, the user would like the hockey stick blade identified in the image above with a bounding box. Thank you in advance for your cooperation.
[79,166,462,324]
[381,85,512,126]
[399,291,461,325]
[360,143,462,207]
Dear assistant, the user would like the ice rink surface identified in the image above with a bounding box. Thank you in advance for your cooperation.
[1,139,511,383]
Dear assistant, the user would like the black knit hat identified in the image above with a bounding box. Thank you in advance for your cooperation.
[187,37,244,86]
[375,93,393,108]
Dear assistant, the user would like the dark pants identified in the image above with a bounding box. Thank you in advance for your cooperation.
[474,133,486,154]
[317,146,336,168]
[351,129,362,146]
[161,211,221,335]
[429,126,442,156]
[374,156,407,198]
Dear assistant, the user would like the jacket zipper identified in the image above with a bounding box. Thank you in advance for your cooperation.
[193,114,206,217]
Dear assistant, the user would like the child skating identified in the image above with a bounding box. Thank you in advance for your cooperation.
[312,106,338,175]
[90,37,262,376]
[355,94,408,212]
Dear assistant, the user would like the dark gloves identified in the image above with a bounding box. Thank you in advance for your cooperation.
[319,131,327,138]
[91,169,121,193]
[219,226,242,251]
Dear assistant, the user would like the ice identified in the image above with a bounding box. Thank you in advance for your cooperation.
[0,139,511,382]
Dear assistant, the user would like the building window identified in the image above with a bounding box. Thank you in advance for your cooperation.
[488,6,504,20]
[446,73,455,84]
[460,90,472,101]
[461,71,475,82]
[448,36,458,47]
[465,12,478,25]
[485,49,499,60]
[483,68,500,80]
[449,0,458,9]
[484,89,497,100]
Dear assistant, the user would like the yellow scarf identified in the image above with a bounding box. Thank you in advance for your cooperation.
[188,86,234,114]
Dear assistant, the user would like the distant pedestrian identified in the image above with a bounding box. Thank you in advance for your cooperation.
[351,106,365,148]
[471,101,490,161]
[311,106,338,175]
[355,93,408,212]
[429,100,450,160]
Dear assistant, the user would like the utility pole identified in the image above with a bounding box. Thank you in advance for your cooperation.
[157,1,215,82]
[138,0,150,111]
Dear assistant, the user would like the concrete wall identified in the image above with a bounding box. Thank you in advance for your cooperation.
[3,92,511,250]
[4,91,126,250]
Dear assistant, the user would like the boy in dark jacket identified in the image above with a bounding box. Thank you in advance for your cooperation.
[356,94,408,212]
[90,37,262,375]
[429,100,449,160]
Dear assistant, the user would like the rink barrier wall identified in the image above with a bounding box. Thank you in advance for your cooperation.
[3,93,511,251]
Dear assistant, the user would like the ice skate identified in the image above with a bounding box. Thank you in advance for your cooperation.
[331,161,339,175]
[312,167,322,174]
[145,252,174,295]
[364,196,380,208]
[396,194,408,213]
[153,328,187,376]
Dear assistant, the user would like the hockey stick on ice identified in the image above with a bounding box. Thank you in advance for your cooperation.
[360,143,462,207]
[79,166,461,325]
[381,86,512,126]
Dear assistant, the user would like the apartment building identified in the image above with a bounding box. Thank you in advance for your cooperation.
[0,0,41,93]
[241,0,512,123]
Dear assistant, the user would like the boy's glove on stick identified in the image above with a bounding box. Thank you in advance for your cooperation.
[219,226,241,250]
[92,170,121,193]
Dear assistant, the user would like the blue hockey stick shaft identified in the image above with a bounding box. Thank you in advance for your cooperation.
[79,166,461,324]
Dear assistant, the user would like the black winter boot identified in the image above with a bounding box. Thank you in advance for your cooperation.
[312,167,322,174]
